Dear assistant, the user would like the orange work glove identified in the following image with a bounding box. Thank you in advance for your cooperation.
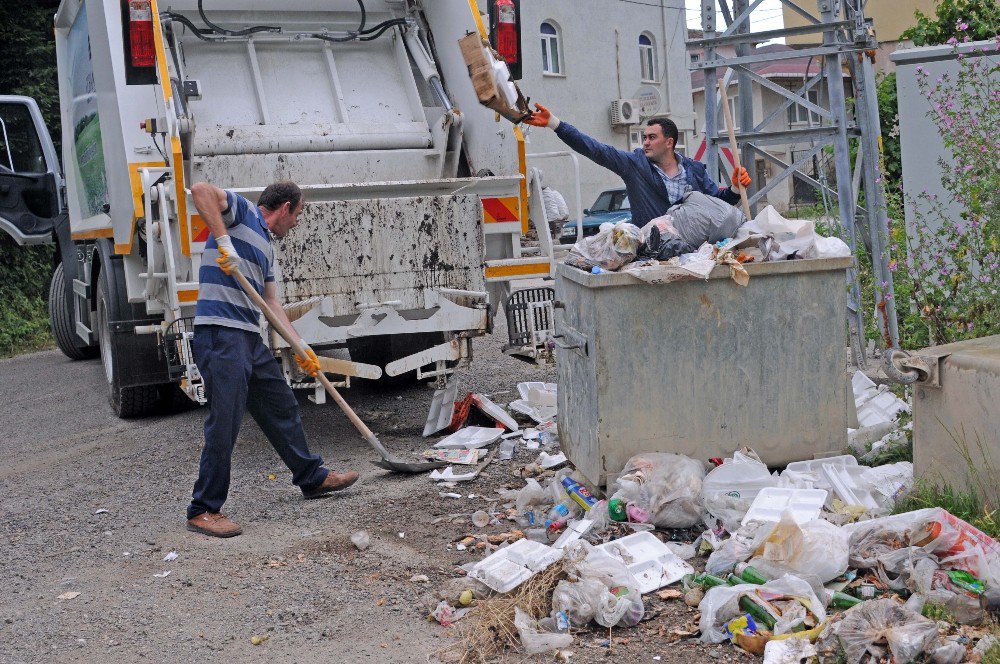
[215,235,242,276]
[524,103,560,129]
[294,343,321,377]
[731,166,751,189]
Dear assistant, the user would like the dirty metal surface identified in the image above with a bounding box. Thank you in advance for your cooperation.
[273,195,485,312]
[555,259,851,486]
[913,334,1000,489]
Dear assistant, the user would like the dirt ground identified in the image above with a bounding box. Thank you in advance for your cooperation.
[0,321,754,663]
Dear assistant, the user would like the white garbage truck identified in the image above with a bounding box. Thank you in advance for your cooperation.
[0,0,554,417]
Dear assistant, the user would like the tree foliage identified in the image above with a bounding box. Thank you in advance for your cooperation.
[901,0,1000,47]
[0,0,61,356]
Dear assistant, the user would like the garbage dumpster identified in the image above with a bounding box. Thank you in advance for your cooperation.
[908,334,1000,490]
[554,257,853,486]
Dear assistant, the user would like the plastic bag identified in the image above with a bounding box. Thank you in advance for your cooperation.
[835,598,940,664]
[667,191,746,249]
[551,578,604,627]
[706,519,776,576]
[847,507,1000,586]
[562,541,645,627]
[513,607,573,654]
[699,574,826,644]
[763,637,819,664]
[514,478,547,527]
[858,462,914,512]
[752,513,850,583]
[701,450,777,531]
[612,453,706,529]
[565,221,641,272]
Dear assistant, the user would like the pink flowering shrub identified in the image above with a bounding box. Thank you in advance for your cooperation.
[903,35,1000,343]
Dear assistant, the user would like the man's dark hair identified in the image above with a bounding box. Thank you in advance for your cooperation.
[647,118,679,149]
[258,181,302,211]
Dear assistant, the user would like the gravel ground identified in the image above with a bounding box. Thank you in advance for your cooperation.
[0,319,752,663]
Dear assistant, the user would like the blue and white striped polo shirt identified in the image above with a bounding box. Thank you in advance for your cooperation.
[194,191,275,332]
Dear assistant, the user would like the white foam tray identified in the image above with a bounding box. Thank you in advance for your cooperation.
[469,538,564,593]
[509,400,557,424]
[433,426,504,449]
[784,454,858,475]
[596,531,693,594]
[741,487,828,525]
[517,382,557,402]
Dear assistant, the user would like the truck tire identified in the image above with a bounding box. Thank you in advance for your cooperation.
[347,332,449,386]
[48,262,99,360]
[95,271,161,418]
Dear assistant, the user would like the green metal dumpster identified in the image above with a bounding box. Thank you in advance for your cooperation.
[554,257,854,486]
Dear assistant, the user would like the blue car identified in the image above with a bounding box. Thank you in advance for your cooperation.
[559,188,632,244]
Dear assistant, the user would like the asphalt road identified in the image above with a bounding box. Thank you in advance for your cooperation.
[0,323,751,663]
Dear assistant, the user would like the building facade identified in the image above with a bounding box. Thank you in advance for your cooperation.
[782,0,935,73]
[474,0,693,217]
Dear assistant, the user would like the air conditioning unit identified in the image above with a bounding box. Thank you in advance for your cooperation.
[610,99,640,127]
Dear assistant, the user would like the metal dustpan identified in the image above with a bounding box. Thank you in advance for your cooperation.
[365,433,447,473]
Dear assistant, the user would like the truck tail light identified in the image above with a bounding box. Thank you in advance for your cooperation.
[129,0,156,68]
[495,0,518,66]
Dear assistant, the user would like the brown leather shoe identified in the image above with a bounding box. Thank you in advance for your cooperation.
[302,470,359,499]
[186,512,243,538]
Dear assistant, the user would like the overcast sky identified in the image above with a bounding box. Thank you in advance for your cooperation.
[684,0,785,38]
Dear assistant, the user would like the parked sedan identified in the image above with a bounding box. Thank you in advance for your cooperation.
[559,188,632,244]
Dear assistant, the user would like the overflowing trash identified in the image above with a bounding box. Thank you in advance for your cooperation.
[561,202,851,286]
[406,377,997,664]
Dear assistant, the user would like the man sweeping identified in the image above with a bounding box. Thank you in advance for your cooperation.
[186,180,358,538]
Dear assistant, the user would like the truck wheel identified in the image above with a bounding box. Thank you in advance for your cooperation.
[96,271,160,418]
[48,262,98,360]
[347,333,448,386]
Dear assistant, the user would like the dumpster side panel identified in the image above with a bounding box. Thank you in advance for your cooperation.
[556,259,850,486]
[555,275,601,485]
[913,338,1000,491]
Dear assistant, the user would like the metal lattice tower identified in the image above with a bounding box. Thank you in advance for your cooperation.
[690,0,899,361]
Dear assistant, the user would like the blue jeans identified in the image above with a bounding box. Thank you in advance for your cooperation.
[188,325,327,519]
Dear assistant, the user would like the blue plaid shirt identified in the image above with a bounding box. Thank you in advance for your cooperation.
[653,162,692,205]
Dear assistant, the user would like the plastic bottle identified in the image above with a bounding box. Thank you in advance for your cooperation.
[545,500,576,527]
[608,498,628,522]
[561,477,598,511]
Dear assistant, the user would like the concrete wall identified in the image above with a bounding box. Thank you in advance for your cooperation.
[892,41,1000,239]
[474,0,693,215]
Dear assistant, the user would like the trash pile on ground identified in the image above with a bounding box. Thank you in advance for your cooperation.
[564,197,852,283]
[410,380,1000,663]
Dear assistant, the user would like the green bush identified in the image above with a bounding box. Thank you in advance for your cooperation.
[0,234,53,357]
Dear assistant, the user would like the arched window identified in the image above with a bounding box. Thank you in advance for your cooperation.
[639,33,657,82]
[541,21,562,74]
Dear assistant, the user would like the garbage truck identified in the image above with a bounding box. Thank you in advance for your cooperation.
[0,0,554,418]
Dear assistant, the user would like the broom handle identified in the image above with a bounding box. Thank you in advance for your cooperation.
[230,268,376,440]
[718,81,753,220]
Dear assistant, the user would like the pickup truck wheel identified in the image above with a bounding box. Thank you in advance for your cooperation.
[49,262,98,360]
[96,271,160,418]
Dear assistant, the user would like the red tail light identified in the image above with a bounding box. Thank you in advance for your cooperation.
[496,0,518,65]
[129,0,155,68]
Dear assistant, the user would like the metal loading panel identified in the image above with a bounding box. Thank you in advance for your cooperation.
[273,195,485,310]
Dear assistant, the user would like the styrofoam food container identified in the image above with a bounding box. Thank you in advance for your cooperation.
[596,531,694,594]
[741,487,828,525]
[433,426,505,449]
